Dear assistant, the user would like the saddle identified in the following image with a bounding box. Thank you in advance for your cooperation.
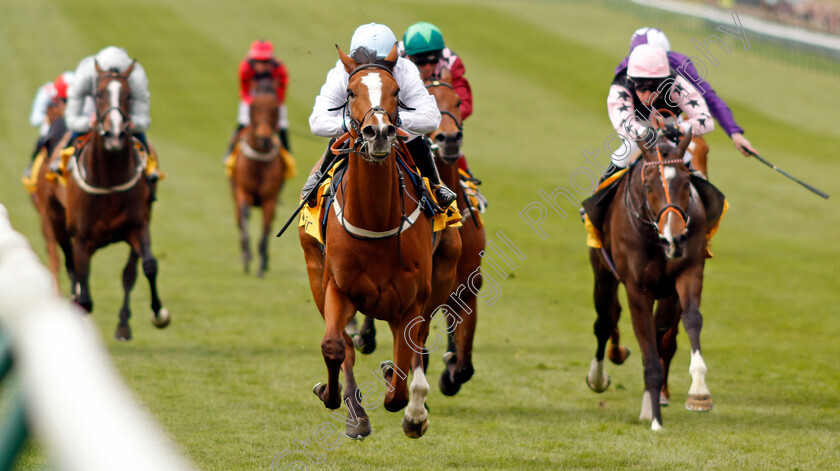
[299,149,462,245]
[224,135,297,179]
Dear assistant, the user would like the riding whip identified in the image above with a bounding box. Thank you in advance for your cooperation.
[746,149,829,199]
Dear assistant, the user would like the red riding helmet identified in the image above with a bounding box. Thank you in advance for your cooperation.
[248,40,274,61]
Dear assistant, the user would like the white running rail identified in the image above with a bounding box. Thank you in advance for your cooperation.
[0,203,196,471]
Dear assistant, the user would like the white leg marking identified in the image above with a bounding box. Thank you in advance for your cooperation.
[405,366,429,424]
[587,358,609,391]
[651,418,663,431]
[688,350,710,396]
[640,390,652,421]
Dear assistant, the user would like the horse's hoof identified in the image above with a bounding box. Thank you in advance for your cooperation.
[355,330,376,355]
[608,345,631,365]
[346,416,371,440]
[660,392,670,407]
[402,416,428,439]
[312,382,342,410]
[685,394,713,411]
[586,373,611,393]
[151,308,170,328]
[115,324,132,341]
[439,369,461,397]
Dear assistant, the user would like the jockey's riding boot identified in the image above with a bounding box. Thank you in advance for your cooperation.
[224,125,245,161]
[406,137,456,211]
[279,128,290,152]
[301,138,338,202]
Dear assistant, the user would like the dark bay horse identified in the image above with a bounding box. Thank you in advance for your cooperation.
[299,45,461,439]
[425,69,486,396]
[585,130,716,430]
[229,81,287,276]
[34,61,169,340]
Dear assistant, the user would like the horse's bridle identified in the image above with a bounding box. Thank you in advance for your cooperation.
[424,80,463,132]
[328,64,413,161]
[94,71,132,137]
[627,148,692,238]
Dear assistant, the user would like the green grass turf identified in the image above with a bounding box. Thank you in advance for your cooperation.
[1,0,839,469]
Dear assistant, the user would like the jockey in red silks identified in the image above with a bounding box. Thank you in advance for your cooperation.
[399,22,477,177]
[229,39,291,154]
[26,71,75,174]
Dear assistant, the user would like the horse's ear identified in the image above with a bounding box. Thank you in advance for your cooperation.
[677,128,693,157]
[384,43,398,65]
[94,59,104,76]
[336,45,356,75]
[635,127,656,156]
[439,67,453,84]
[124,59,136,77]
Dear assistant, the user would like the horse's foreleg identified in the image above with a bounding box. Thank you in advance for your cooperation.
[676,269,712,411]
[137,226,169,329]
[626,285,663,431]
[401,317,431,439]
[257,197,276,278]
[71,239,94,313]
[340,330,371,439]
[587,249,621,393]
[440,295,477,396]
[654,295,682,407]
[115,248,140,341]
[314,280,353,410]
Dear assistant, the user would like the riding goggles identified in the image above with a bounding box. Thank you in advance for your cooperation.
[628,77,665,92]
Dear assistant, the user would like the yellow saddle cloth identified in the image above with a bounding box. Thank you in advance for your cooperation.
[225,138,297,179]
[299,160,462,245]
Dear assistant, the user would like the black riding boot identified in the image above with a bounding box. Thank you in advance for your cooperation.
[301,138,339,200]
[405,137,456,210]
[225,124,245,156]
[279,128,290,152]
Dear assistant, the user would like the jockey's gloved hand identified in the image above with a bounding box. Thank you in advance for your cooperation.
[663,123,682,140]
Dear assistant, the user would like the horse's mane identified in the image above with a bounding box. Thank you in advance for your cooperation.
[351,46,395,70]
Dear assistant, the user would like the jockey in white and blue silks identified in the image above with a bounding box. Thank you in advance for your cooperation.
[603,44,714,180]
[304,23,456,210]
[65,46,151,150]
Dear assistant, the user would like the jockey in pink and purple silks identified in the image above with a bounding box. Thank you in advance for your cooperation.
[614,27,757,157]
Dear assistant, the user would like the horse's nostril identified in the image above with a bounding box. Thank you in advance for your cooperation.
[386,125,396,139]
[362,126,376,140]
[435,134,445,143]
[455,132,463,141]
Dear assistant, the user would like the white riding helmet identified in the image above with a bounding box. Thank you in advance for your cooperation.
[349,23,397,58]
[94,46,133,72]
[629,27,671,53]
[627,44,670,79]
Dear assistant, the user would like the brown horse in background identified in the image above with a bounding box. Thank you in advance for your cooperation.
[585,130,716,430]
[33,61,169,340]
[425,69,486,396]
[299,45,460,439]
[229,80,287,277]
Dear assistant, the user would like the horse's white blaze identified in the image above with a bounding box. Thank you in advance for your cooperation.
[639,390,653,421]
[107,81,123,132]
[361,72,383,108]
[587,358,609,391]
[663,212,675,244]
[663,166,676,182]
[688,350,710,396]
[405,367,429,424]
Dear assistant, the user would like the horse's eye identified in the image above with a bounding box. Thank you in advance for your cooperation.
[347,89,354,98]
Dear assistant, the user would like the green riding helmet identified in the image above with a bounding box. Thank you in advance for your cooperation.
[403,22,445,56]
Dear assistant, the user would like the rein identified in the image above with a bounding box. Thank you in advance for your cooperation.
[425,81,463,131]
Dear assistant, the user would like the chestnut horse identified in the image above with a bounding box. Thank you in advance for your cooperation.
[299,45,460,439]
[585,130,716,430]
[34,61,169,341]
[425,70,486,396]
[350,69,485,396]
[229,80,287,276]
